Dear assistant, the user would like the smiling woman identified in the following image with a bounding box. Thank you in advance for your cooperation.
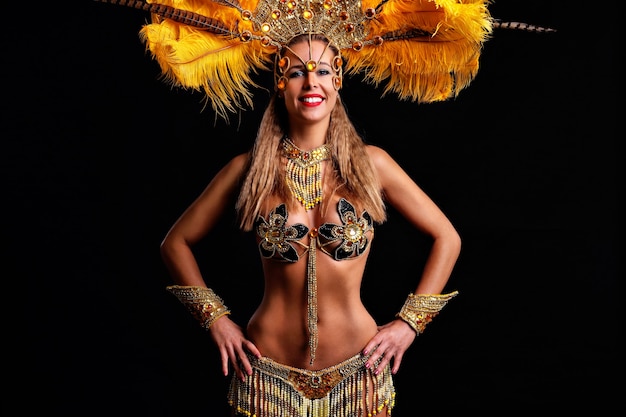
[160,30,461,416]
[131,0,479,415]
[8,0,621,415]
[86,1,569,417]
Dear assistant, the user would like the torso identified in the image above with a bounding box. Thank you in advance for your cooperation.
[246,191,378,370]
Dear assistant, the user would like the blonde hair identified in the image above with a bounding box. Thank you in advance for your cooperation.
[236,94,386,231]
[236,34,386,231]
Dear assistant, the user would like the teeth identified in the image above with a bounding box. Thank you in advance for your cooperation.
[302,97,323,103]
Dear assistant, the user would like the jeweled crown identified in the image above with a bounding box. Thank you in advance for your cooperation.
[245,0,374,51]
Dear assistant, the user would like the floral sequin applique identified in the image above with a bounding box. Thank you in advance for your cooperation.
[318,198,373,260]
[255,203,309,262]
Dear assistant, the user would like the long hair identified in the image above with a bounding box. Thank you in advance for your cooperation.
[236,36,387,231]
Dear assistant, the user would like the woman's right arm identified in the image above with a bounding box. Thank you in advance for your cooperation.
[160,153,247,285]
[160,152,261,379]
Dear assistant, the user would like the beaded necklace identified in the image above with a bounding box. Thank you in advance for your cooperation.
[282,136,331,210]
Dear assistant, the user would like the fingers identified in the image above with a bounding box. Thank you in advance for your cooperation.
[363,342,386,374]
[244,340,262,359]
[234,349,251,381]
[389,351,404,375]
[220,349,230,377]
[368,343,403,375]
[368,346,392,375]
[226,341,259,381]
[236,340,262,378]
[363,320,416,375]
[211,318,260,381]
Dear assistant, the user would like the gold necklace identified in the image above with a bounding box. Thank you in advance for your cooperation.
[282,137,331,210]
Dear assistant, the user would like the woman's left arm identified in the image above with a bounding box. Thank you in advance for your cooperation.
[362,145,461,374]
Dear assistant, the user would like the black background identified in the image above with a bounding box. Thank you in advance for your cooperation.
[6,1,623,415]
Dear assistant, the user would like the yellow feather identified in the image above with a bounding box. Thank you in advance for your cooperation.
[347,0,493,103]
[140,0,270,119]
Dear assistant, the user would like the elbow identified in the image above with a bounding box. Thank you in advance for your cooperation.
[452,229,462,257]
[443,226,462,260]
[159,234,175,262]
[160,232,194,265]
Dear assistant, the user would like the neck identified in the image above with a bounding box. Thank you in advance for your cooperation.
[286,123,329,151]
[282,136,330,156]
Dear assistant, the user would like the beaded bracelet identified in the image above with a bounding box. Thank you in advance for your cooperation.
[396,291,459,334]
[166,285,231,330]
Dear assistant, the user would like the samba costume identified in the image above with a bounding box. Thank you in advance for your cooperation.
[95,0,553,415]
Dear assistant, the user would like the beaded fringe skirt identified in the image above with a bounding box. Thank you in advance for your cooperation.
[228,353,395,417]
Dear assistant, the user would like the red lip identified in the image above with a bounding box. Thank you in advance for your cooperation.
[299,94,325,107]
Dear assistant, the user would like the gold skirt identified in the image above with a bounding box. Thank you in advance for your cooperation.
[228,352,396,417]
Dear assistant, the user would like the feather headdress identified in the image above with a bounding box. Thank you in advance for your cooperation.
[95,0,551,119]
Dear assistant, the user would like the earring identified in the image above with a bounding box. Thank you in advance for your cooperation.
[332,76,342,90]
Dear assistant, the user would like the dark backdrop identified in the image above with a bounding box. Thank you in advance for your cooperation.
[6,1,622,416]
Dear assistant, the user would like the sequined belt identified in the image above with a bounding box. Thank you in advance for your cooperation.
[254,353,369,399]
[228,352,396,417]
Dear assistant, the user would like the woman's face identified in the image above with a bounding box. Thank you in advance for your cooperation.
[281,39,339,125]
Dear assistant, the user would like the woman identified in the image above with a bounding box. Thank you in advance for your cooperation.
[160,33,461,417]
[94,1,554,414]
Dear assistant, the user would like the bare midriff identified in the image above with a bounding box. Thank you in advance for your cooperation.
[247,250,378,371]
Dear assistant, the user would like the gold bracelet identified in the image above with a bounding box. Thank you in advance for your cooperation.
[166,285,231,330]
[396,291,459,334]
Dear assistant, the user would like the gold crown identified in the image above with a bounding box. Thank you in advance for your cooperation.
[246,0,373,51]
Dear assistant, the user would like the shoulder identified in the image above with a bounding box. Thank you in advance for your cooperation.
[230,152,250,169]
[205,152,250,194]
[365,145,395,169]
[364,144,413,189]
[228,152,250,169]
[219,152,250,178]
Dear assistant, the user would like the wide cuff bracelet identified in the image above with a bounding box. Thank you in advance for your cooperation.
[166,285,231,330]
[395,291,459,334]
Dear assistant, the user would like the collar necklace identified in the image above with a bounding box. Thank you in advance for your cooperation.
[281,137,331,211]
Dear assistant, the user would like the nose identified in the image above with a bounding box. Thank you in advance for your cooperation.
[303,71,318,90]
